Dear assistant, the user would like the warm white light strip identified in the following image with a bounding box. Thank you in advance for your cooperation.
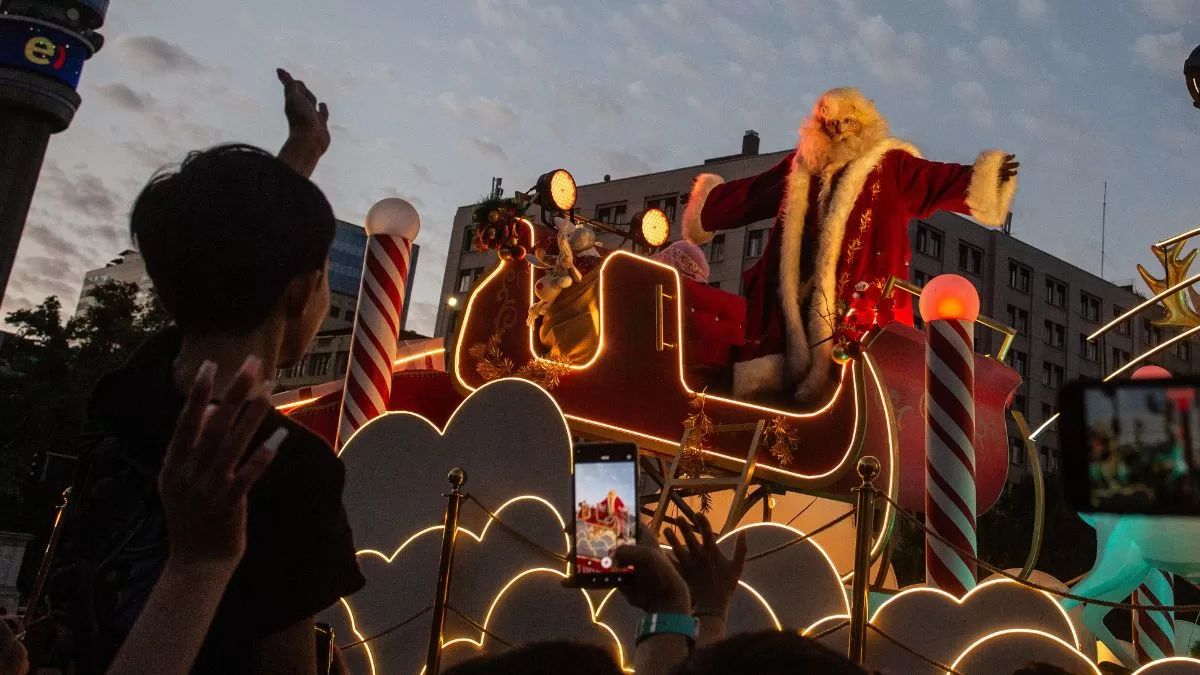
[949,628,1101,674]
[1155,227,1200,250]
[1087,272,1200,342]
[1103,323,1200,382]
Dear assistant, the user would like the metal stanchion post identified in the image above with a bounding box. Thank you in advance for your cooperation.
[24,486,70,620]
[425,468,467,675]
[848,456,880,664]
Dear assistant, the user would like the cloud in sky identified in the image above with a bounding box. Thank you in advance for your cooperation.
[1132,31,1187,75]
[4,0,1198,338]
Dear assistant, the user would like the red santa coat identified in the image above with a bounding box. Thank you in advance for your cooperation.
[683,139,1017,401]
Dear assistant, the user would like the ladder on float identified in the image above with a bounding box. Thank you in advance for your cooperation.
[649,420,767,536]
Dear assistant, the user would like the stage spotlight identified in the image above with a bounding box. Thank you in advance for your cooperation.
[534,169,577,212]
[632,208,670,249]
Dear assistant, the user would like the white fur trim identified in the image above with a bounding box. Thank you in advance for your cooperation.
[683,173,725,245]
[778,154,813,382]
[965,149,1017,227]
[783,138,922,401]
[733,353,785,398]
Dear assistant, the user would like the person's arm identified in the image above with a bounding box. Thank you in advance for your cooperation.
[892,150,1019,226]
[682,152,794,245]
[252,618,318,675]
[107,357,284,675]
[275,69,331,179]
[613,528,693,675]
[0,617,27,675]
[664,514,747,647]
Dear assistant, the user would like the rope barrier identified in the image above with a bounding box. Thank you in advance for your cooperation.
[465,494,570,563]
[339,605,433,649]
[877,491,1200,613]
[448,604,514,648]
[809,619,850,642]
[867,623,966,675]
[745,509,856,562]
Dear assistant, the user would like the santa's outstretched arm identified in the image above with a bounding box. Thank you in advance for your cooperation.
[683,152,794,245]
[893,149,1019,227]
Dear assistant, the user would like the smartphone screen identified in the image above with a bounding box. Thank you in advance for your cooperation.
[1062,379,1200,514]
[572,442,639,587]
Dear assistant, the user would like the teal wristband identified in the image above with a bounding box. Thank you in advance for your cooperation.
[636,613,698,645]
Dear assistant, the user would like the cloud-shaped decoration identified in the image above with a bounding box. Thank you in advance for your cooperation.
[1133,658,1200,674]
[804,578,1081,674]
[325,496,577,675]
[949,629,1100,674]
[324,379,617,674]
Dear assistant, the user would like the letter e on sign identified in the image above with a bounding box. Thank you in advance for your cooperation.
[24,37,56,66]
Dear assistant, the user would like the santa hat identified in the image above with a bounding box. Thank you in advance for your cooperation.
[651,240,710,283]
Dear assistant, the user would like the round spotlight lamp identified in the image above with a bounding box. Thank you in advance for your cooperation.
[535,169,577,212]
[447,296,459,308]
[1186,44,1200,109]
[634,208,670,248]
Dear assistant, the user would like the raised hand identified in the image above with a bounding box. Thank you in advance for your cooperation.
[0,616,27,675]
[664,514,747,619]
[613,523,691,615]
[276,68,330,177]
[1000,153,1019,183]
[159,357,285,568]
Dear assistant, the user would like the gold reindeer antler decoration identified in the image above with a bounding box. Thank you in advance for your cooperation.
[1137,241,1200,328]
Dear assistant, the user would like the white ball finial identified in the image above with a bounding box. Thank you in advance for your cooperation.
[365,198,421,239]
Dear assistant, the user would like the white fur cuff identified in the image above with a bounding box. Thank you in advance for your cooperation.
[733,353,785,398]
[965,149,1017,227]
[683,173,725,245]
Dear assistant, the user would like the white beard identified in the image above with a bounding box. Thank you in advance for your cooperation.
[798,122,887,174]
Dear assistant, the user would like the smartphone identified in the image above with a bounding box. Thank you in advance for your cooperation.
[571,441,639,587]
[1059,378,1200,515]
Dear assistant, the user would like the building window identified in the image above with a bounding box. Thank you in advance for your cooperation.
[1043,447,1058,474]
[1113,347,1131,369]
[916,225,943,260]
[334,350,349,376]
[912,269,932,287]
[306,353,331,377]
[1080,334,1099,362]
[463,225,478,253]
[596,202,628,225]
[1143,319,1163,347]
[1012,393,1027,415]
[645,194,678,223]
[1178,341,1192,362]
[958,243,983,275]
[1006,305,1029,334]
[745,229,766,258]
[1113,305,1132,336]
[1009,436,1025,467]
[1006,349,1028,376]
[457,267,482,294]
[1045,277,1067,308]
[1044,320,1066,349]
[1041,362,1064,388]
[329,306,341,319]
[1080,292,1101,322]
[1008,261,1031,293]
[1041,402,1055,422]
[708,234,726,263]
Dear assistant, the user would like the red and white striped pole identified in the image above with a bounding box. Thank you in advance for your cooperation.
[1133,569,1175,664]
[336,198,420,452]
[919,274,981,596]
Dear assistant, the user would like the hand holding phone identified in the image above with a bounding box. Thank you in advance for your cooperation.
[572,442,639,588]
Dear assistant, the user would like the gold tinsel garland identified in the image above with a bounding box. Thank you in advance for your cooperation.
[766,416,797,466]
[681,394,714,513]
[468,334,573,390]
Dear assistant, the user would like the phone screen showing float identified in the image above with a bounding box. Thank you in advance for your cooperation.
[571,442,639,587]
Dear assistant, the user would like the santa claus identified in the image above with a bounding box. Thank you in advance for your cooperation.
[683,87,1019,402]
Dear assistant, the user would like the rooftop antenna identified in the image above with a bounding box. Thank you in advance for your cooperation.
[490,177,503,199]
[1101,181,1108,279]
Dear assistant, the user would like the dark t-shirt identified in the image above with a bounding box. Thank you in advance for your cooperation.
[47,329,365,674]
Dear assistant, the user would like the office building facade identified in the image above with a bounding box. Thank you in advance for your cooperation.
[435,132,1199,482]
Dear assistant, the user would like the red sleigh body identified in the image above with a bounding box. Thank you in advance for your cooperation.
[452,228,1020,513]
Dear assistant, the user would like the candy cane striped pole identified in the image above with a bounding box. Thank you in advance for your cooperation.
[336,198,420,452]
[920,275,981,596]
[1133,569,1175,665]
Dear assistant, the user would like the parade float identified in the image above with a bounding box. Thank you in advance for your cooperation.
[276,168,1200,673]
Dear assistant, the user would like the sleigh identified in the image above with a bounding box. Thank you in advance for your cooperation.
[452,221,1021,512]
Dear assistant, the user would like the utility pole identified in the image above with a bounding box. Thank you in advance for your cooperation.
[1100,181,1108,279]
[0,0,106,301]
